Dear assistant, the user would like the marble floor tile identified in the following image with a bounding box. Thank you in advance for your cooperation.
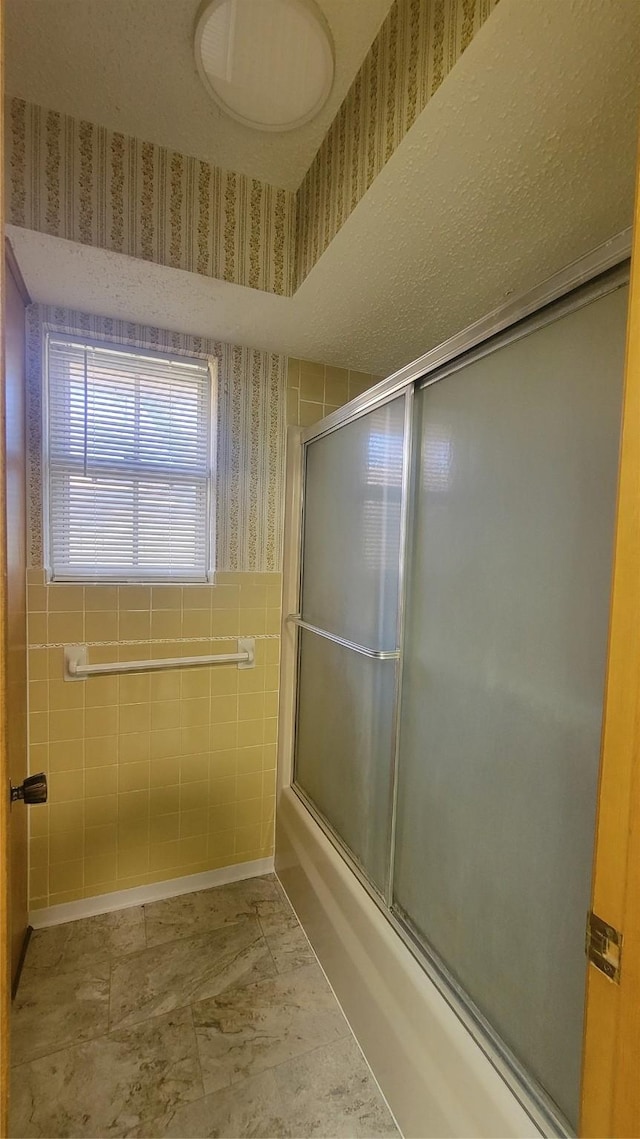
[258,904,316,973]
[26,907,146,971]
[10,1007,203,1139]
[11,876,395,1139]
[136,1037,399,1139]
[110,916,276,1031]
[143,874,287,948]
[193,962,350,1093]
[11,957,110,1067]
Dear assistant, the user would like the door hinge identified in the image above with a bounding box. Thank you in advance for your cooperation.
[586,911,622,983]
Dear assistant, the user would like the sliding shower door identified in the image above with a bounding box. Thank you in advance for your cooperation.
[293,395,408,893]
[392,282,629,1129]
[289,255,629,1134]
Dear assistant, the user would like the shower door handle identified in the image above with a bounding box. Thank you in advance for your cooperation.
[286,615,400,660]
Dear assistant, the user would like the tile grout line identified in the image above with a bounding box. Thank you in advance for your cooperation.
[184,1001,207,1110]
[107,910,285,1035]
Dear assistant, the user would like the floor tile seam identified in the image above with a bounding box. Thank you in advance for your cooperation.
[108,934,275,1032]
[187,959,344,1031]
[255,906,300,943]
[103,999,208,1041]
[257,913,280,977]
[141,912,262,953]
[21,942,147,977]
[194,1018,355,1099]
[19,956,112,979]
[9,1020,112,1070]
[13,997,202,1066]
[194,1032,371,1105]
[108,947,114,1033]
[189,956,325,1012]
[261,943,315,974]
[107,982,208,1034]
[181,1001,207,1110]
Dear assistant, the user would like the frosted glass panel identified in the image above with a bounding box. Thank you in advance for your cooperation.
[301,397,405,649]
[393,285,628,1127]
[295,630,397,891]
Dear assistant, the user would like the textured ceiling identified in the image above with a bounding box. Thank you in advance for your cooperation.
[10,0,640,376]
[5,0,393,191]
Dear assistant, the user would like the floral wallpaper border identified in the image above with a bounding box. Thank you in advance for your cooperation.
[9,99,296,296]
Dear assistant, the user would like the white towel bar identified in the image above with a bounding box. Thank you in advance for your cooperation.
[64,639,255,680]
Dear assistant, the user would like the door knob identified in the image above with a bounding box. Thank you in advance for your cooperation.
[10,772,48,804]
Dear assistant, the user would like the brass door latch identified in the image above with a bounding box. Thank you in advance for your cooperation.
[586,911,622,983]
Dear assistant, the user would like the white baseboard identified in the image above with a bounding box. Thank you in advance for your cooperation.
[29,856,275,929]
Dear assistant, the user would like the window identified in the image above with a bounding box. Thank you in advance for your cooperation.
[44,334,215,582]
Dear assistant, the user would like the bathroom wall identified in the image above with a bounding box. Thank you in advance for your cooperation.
[25,308,379,911]
[296,0,498,284]
[27,573,282,909]
[7,0,500,295]
[8,98,296,295]
[286,356,378,426]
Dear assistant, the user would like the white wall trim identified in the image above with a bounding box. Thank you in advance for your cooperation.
[29,856,274,928]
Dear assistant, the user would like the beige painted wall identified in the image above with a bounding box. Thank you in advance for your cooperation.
[25,339,378,911]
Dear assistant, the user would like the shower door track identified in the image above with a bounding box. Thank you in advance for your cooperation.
[298,229,631,450]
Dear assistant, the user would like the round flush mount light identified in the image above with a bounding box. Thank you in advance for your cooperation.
[195,0,335,132]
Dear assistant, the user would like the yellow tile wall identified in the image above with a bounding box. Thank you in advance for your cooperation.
[27,571,281,909]
[25,354,379,911]
[286,358,380,428]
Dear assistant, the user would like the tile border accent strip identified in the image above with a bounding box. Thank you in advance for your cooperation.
[28,635,281,648]
[29,855,275,928]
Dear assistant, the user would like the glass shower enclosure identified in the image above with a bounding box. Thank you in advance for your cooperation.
[287,238,631,1136]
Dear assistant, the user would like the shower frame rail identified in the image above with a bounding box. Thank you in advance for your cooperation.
[64,638,255,680]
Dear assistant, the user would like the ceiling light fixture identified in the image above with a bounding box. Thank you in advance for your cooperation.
[195,0,335,133]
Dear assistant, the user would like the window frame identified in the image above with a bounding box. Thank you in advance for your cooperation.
[42,330,218,584]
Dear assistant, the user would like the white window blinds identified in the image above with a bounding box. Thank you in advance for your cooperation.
[45,335,214,582]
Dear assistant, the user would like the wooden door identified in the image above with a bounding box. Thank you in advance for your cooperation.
[5,244,29,993]
[580,152,640,1136]
[0,0,9,1130]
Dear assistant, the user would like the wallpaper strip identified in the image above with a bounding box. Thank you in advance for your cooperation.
[26,307,287,573]
[295,0,499,285]
[9,99,296,296]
